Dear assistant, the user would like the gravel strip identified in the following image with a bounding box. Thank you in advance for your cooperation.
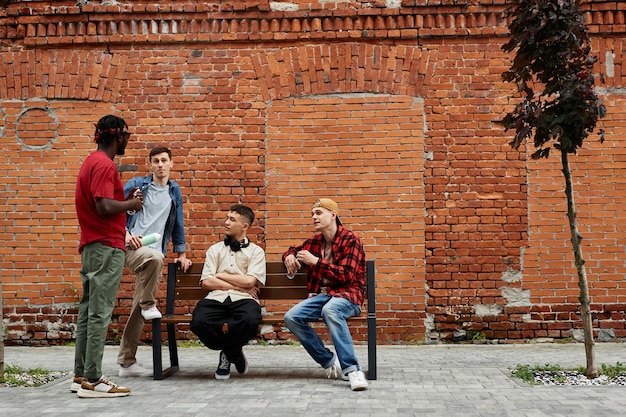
[530,370,626,386]
[0,371,70,388]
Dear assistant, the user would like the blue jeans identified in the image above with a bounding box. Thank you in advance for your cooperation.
[284,294,362,376]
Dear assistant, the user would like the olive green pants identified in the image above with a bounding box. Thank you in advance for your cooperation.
[74,242,124,380]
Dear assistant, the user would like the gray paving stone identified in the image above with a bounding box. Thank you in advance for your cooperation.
[0,343,624,416]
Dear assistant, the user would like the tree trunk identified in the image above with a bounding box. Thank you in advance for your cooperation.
[561,149,598,378]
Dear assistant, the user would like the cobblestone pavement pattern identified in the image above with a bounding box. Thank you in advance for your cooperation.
[1,343,625,416]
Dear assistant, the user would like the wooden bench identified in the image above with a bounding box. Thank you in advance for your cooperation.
[151,260,377,380]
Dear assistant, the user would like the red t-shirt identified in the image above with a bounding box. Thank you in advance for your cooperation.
[75,150,126,253]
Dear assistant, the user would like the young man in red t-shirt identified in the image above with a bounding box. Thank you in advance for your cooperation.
[72,115,143,398]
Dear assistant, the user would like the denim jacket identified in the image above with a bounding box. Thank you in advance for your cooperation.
[124,175,187,255]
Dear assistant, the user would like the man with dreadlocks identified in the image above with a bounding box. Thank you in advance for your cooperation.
[72,115,143,398]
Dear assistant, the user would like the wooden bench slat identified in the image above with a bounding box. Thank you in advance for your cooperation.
[172,268,309,291]
[259,287,309,299]
[174,288,207,299]
[162,314,368,324]
[265,262,297,274]
[152,260,377,380]
[175,275,202,286]
[161,314,367,324]
[265,273,307,286]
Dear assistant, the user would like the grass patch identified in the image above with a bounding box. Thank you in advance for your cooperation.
[512,364,564,384]
[176,339,302,348]
[512,362,626,385]
[472,332,487,342]
[1,364,69,388]
[177,339,204,348]
[601,362,626,379]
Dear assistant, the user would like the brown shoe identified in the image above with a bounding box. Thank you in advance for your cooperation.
[76,377,131,398]
[70,376,83,393]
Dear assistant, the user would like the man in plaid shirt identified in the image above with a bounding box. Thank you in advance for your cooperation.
[282,198,368,391]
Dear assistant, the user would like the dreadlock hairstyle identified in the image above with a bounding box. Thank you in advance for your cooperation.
[94,115,129,145]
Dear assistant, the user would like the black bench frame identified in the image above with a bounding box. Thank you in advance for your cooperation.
[151,260,377,380]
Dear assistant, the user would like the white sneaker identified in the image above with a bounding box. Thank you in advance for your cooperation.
[76,376,131,398]
[119,363,153,378]
[141,306,162,320]
[324,356,345,380]
[348,370,368,391]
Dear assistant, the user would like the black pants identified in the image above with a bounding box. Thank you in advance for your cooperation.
[190,297,262,362]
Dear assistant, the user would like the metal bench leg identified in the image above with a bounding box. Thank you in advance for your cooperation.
[367,314,377,380]
[167,322,180,370]
[152,318,164,380]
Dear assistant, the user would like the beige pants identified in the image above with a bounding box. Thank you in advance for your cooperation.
[117,246,164,366]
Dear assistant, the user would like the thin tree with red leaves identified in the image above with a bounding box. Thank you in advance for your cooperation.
[501,0,606,378]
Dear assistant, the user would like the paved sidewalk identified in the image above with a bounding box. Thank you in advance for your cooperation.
[1,343,625,416]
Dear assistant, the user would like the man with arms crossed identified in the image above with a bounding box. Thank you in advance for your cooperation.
[190,205,266,380]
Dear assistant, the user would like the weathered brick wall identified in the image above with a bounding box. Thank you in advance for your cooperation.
[1,0,624,345]
[522,93,626,341]
[264,93,427,343]
[420,33,529,342]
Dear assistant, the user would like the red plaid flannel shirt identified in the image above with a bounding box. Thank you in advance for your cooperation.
[283,226,366,306]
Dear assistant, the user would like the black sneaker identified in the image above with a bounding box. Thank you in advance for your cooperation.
[215,351,231,380]
[233,351,248,375]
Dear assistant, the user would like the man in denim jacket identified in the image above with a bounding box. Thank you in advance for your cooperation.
[117,146,192,378]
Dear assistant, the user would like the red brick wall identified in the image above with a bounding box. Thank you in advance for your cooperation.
[523,93,626,341]
[264,93,426,342]
[1,0,625,345]
[420,34,530,342]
